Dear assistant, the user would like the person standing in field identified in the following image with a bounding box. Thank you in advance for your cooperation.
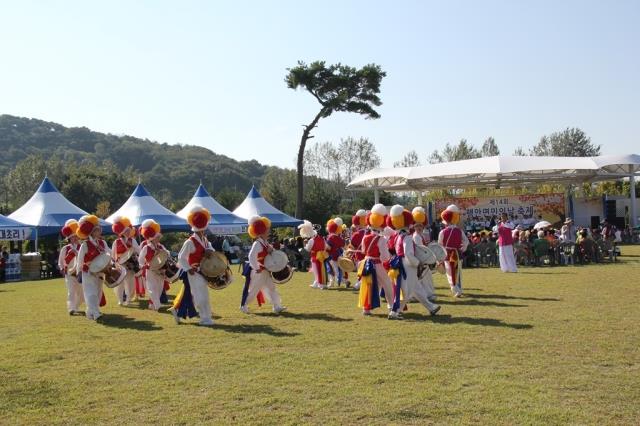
[497,212,518,273]
[58,219,83,315]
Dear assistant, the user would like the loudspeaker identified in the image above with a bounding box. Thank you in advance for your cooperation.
[605,200,617,221]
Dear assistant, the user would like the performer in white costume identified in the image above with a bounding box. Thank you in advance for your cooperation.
[58,219,83,314]
[497,212,518,273]
[110,216,140,305]
[437,205,469,297]
[357,204,395,316]
[138,219,170,312]
[241,215,287,314]
[411,206,437,302]
[386,205,440,319]
[174,207,215,325]
[75,215,108,321]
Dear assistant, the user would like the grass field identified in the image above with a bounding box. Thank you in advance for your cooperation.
[1,247,639,425]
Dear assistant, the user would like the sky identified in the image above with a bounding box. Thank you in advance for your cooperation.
[1,0,639,170]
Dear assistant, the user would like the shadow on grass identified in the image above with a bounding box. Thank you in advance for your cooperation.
[402,313,533,329]
[517,270,572,274]
[436,299,528,308]
[201,323,300,337]
[463,293,560,302]
[254,311,353,322]
[97,313,163,331]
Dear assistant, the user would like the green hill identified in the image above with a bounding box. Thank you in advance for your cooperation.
[0,114,272,209]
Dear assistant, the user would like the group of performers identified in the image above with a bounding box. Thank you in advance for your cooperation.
[299,203,469,320]
[58,202,470,324]
[58,206,287,325]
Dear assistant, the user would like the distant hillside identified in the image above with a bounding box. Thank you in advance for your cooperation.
[0,114,273,206]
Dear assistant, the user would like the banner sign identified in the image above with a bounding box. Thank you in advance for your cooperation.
[434,193,565,230]
[208,224,247,236]
[0,228,32,241]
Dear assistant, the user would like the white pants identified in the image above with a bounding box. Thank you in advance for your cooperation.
[399,259,438,313]
[113,269,136,304]
[64,273,84,312]
[245,270,282,310]
[190,272,213,323]
[373,263,394,311]
[444,261,462,290]
[418,270,436,299]
[81,271,103,320]
[145,270,164,311]
[499,244,518,273]
[329,259,339,284]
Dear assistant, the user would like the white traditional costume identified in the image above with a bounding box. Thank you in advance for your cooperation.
[75,215,108,321]
[411,206,437,301]
[437,205,469,297]
[497,217,518,273]
[241,216,286,314]
[110,216,141,305]
[349,209,368,290]
[138,219,169,312]
[357,204,395,316]
[300,220,330,289]
[387,205,440,319]
[58,219,83,314]
[175,207,214,325]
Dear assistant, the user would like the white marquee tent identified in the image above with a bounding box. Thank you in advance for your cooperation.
[176,184,247,234]
[233,186,303,227]
[347,154,640,226]
[107,183,189,232]
[8,177,111,243]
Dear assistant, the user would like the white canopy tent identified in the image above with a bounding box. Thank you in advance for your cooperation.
[233,186,303,227]
[106,183,189,232]
[176,184,247,235]
[347,155,640,227]
[9,177,111,246]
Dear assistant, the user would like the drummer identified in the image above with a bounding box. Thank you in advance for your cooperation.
[357,204,395,316]
[326,218,346,288]
[173,207,215,325]
[438,204,469,297]
[75,215,109,321]
[58,219,83,315]
[138,219,170,312]
[349,209,368,290]
[411,206,437,301]
[387,206,440,319]
[110,216,140,306]
[240,215,287,314]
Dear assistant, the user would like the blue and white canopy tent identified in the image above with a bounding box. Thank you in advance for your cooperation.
[0,214,33,241]
[8,177,111,246]
[107,183,189,232]
[232,186,303,227]
[176,184,247,235]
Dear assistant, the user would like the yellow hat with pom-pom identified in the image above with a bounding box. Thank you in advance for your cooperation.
[248,215,271,239]
[76,215,100,239]
[141,219,161,240]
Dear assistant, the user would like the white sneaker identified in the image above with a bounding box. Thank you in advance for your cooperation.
[199,319,214,326]
[169,307,180,324]
[310,282,319,288]
[354,282,361,290]
[318,284,326,290]
[273,306,287,314]
[240,305,249,314]
[429,305,441,316]
[388,311,403,320]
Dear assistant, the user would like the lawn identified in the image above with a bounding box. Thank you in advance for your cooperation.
[1,246,639,425]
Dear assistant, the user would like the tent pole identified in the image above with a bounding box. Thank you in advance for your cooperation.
[630,167,637,228]
[35,228,38,254]
[373,179,380,204]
